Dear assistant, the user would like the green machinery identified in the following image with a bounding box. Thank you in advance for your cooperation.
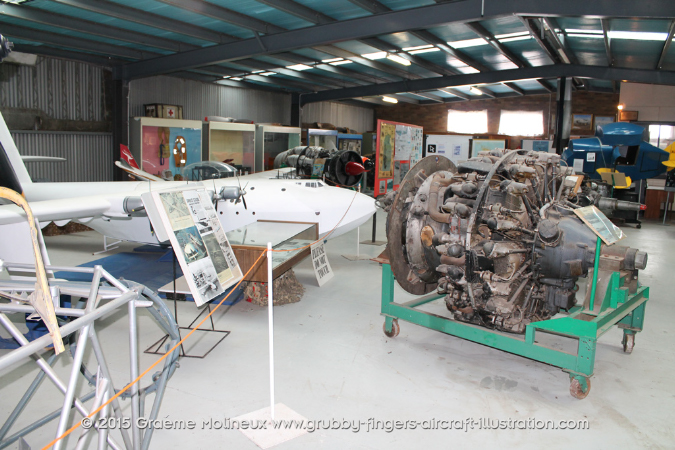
[381,237,649,399]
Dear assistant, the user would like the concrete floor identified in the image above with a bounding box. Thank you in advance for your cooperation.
[1,212,675,449]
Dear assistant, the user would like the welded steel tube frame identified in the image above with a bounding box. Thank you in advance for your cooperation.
[0,262,181,450]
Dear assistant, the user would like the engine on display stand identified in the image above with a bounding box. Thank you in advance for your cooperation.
[273,146,371,187]
[383,149,648,334]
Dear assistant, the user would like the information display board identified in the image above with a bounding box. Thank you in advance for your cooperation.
[375,120,423,197]
[145,187,243,306]
[425,134,471,165]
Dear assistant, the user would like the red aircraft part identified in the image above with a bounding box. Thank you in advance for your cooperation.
[345,161,367,176]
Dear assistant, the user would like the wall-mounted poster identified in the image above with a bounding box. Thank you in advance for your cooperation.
[572,114,594,131]
[425,134,470,164]
[472,139,506,156]
[374,120,423,196]
[410,127,423,167]
[594,115,615,130]
[147,188,243,306]
[379,122,395,178]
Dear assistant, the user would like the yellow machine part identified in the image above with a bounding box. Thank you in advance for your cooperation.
[596,168,632,189]
[662,142,675,170]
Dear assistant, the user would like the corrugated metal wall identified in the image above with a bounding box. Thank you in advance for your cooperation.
[0,57,105,122]
[129,76,292,124]
[302,101,375,133]
[11,131,113,182]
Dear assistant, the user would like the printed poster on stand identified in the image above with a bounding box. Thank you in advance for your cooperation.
[149,188,243,306]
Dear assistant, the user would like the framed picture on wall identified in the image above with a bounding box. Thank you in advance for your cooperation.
[594,115,615,129]
[572,114,593,131]
[619,110,639,121]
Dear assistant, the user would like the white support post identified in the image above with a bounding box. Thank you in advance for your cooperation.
[267,242,275,420]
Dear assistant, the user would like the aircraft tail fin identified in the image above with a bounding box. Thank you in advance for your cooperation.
[0,111,32,195]
[120,144,140,169]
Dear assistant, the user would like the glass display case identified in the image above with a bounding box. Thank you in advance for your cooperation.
[305,128,338,150]
[203,121,255,174]
[226,220,318,282]
[129,117,202,180]
[255,125,301,172]
[337,133,363,153]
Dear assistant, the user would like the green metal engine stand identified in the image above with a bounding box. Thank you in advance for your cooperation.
[381,258,649,399]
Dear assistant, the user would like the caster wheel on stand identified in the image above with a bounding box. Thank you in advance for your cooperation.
[569,377,591,399]
[383,319,400,338]
[622,333,635,354]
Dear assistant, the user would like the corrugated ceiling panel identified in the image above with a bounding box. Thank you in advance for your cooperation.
[29,1,214,47]
[129,75,292,124]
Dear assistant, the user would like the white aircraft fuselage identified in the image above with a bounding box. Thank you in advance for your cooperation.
[0,111,376,247]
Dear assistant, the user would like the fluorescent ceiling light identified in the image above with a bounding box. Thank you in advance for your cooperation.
[565,28,603,34]
[230,77,243,81]
[495,31,530,39]
[330,59,352,65]
[447,38,487,49]
[499,36,532,43]
[469,86,483,95]
[382,96,398,103]
[260,72,276,76]
[567,34,604,39]
[251,70,265,74]
[409,47,440,55]
[402,44,434,51]
[286,64,312,71]
[322,58,343,63]
[386,54,411,66]
[608,31,669,41]
[362,51,387,60]
[221,76,230,79]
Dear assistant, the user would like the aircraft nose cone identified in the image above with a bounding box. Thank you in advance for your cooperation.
[345,161,367,176]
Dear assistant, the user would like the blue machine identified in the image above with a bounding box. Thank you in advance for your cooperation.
[562,122,669,180]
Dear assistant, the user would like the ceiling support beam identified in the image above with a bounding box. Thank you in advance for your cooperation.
[601,19,614,67]
[409,92,444,103]
[503,82,525,95]
[465,22,527,68]
[301,64,675,104]
[410,30,490,72]
[657,20,675,69]
[537,79,555,93]
[114,0,675,80]
[438,88,470,100]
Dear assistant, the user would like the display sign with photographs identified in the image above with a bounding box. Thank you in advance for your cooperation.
[574,205,625,245]
[149,188,243,306]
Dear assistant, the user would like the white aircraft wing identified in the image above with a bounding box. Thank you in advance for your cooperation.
[115,161,164,181]
[238,166,296,180]
[21,156,67,163]
[0,196,111,226]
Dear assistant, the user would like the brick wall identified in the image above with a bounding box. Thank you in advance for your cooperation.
[374,91,619,148]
